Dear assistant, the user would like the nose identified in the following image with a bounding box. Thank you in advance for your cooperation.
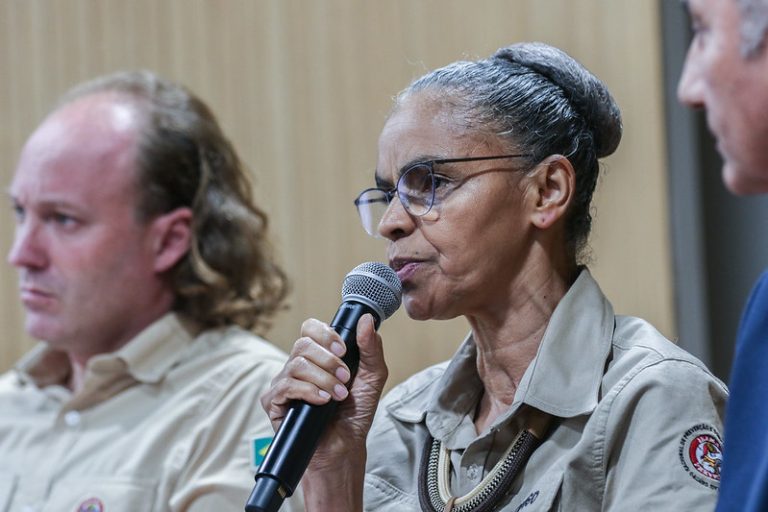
[8,219,47,270]
[677,48,705,109]
[377,195,415,241]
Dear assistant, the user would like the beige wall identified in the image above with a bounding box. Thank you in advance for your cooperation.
[0,0,673,389]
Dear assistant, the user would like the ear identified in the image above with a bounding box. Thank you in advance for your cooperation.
[149,207,193,273]
[528,155,575,229]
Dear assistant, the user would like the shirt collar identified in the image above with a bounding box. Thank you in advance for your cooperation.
[15,313,199,388]
[115,313,200,383]
[513,268,614,418]
[386,268,614,433]
[15,344,71,388]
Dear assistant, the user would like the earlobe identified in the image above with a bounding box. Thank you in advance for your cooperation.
[530,155,575,230]
[152,207,193,273]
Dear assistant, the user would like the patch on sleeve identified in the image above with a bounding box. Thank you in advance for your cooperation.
[678,423,723,489]
[251,436,273,472]
[77,498,105,512]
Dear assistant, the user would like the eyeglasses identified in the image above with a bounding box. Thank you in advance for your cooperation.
[354,154,531,237]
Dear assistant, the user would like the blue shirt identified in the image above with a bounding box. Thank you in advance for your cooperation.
[717,271,768,512]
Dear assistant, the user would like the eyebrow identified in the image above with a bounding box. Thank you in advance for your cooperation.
[374,154,447,188]
[6,193,81,213]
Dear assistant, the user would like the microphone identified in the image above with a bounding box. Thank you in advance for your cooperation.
[245,262,402,512]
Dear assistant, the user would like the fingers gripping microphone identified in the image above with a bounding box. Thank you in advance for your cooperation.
[245,262,402,512]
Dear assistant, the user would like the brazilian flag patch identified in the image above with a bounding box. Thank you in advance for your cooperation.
[251,436,273,471]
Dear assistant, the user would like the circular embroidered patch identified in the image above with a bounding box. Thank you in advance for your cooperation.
[678,423,723,489]
[77,497,104,512]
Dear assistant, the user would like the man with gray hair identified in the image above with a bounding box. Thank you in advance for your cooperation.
[0,71,303,511]
[678,0,768,510]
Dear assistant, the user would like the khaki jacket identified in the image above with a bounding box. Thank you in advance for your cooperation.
[364,270,727,511]
[0,313,303,512]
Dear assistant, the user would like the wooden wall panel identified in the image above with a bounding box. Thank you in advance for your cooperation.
[0,0,671,389]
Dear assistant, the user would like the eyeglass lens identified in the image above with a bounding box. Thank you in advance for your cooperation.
[356,190,390,237]
[355,164,437,237]
[398,164,435,216]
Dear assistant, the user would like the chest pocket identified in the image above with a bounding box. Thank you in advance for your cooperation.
[503,468,564,512]
[363,473,421,512]
[45,477,157,512]
[0,473,17,512]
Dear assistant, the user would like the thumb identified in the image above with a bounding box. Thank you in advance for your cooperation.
[355,314,387,379]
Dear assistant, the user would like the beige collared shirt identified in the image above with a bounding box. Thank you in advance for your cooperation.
[364,270,727,511]
[0,313,303,512]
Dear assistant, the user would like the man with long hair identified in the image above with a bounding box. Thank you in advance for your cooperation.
[0,71,301,511]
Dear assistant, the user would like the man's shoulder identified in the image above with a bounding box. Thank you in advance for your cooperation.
[175,325,289,386]
[188,326,288,369]
[197,326,288,361]
[742,270,768,318]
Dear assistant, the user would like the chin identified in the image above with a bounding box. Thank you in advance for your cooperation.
[402,296,433,322]
[402,296,460,322]
[403,307,431,322]
[25,316,67,345]
[723,162,761,196]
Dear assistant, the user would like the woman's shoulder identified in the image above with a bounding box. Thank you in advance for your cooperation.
[612,315,707,365]
[606,315,727,396]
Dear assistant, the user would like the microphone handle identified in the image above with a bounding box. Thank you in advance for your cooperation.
[245,301,379,512]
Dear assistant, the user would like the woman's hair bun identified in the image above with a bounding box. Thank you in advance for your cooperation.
[493,42,622,158]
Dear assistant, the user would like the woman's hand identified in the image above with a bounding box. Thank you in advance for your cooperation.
[260,313,388,509]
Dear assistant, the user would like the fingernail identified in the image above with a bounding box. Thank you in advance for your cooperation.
[318,389,331,401]
[330,341,345,357]
[334,384,348,400]
[336,366,351,383]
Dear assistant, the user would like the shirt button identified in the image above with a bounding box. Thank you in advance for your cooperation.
[64,410,81,427]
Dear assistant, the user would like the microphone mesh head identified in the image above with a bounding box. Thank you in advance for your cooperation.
[341,262,402,321]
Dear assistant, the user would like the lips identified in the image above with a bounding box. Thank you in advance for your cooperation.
[19,285,56,310]
[389,258,424,282]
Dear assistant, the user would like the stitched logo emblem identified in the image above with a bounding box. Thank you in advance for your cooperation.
[77,497,104,512]
[679,423,722,489]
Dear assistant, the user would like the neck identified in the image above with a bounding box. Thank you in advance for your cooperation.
[66,353,90,393]
[62,303,174,393]
[468,264,575,433]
